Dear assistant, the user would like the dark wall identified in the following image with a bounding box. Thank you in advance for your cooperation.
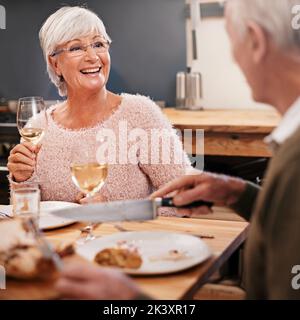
[0,0,186,106]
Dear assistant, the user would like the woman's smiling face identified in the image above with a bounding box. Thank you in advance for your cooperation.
[50,33,111,95]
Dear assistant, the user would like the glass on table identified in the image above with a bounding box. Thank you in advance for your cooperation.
[12,186,40,228]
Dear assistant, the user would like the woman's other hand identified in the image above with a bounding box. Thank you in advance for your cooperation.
[76,192,106,204]
[7,142,40,182]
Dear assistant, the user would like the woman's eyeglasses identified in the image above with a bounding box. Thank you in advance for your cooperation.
[50,40,111,58]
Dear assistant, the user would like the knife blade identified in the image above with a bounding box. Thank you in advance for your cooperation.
[51,197,213,223]
[26,217,63,272]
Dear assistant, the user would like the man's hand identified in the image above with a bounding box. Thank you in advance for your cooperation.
[151,172,246,217]
[55,261,142,300]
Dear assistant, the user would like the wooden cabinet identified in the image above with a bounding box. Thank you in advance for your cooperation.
[163,108,281,157]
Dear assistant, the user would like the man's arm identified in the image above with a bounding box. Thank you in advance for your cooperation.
[230,181,260,221]
[264,160,300,299]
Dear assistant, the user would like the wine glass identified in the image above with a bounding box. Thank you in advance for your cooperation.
[17,97,48,145]
[17,97,48,184]
[70,141,108,244]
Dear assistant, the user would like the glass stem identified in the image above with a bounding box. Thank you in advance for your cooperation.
[83,192,98,240]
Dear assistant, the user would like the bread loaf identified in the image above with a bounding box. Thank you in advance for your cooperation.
[0,218,73,280]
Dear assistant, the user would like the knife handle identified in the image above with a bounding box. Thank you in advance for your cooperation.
[161,197,213,209]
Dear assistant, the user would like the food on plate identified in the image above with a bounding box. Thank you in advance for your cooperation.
[149,249,190,262]
[94,241,142,269]
[0,218,74,280]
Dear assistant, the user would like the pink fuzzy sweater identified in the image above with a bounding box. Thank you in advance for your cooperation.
[11,94,191,210]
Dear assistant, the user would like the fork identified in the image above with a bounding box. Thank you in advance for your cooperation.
[113,223,128,232]
[112,224,214,238]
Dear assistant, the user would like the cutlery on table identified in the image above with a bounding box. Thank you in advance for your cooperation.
[25,218,63,272]
[51,197,213,223]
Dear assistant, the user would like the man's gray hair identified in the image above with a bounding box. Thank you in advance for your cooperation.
[39,6,111,97]
[228,0,300,52]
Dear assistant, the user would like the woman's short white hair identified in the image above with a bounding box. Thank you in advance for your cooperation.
[39,6,111,97]
[227,0,300,52]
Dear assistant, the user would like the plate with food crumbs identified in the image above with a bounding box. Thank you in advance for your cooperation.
[76,231,212,275]
[0,201,78,230]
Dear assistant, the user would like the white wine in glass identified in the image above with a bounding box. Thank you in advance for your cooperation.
[70,143,108,244]
[71,162,108,195]
[17,97,48,145]
[19,127,45,145]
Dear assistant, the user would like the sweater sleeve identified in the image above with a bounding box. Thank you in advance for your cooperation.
[230,181,260,221]
[130,96,192,216]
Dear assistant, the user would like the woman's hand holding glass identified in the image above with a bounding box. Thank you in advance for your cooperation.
[7,142,40,182]
[8,97,48,183]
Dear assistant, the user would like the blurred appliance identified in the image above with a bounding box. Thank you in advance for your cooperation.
[176,69,203,110]
[0,112,19,169]
[0,112,19,204]
[176,0,203,110]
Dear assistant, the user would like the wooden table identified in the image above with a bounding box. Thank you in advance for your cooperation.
[163,108,281,157]
[1,208,249,300]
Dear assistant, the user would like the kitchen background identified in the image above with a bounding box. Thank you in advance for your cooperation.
[0,0,186,106]
[0,0,271,203]
[0,0,271,109]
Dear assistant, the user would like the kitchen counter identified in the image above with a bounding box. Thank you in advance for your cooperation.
[163,108,281,157]
[0,107,282,157]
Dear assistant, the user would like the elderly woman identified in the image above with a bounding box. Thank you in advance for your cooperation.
[7,6,190,206]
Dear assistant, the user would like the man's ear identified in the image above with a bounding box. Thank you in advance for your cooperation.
[246,21,268,64]
[48,55,61,76]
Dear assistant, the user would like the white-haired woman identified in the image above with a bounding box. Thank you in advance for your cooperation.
[7,6,191,208]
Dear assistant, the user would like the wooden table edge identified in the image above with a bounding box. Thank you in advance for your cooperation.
[180,223,250,300]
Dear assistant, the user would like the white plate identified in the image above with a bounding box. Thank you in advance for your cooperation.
[0,201,78,230]
[76,231,212,275]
